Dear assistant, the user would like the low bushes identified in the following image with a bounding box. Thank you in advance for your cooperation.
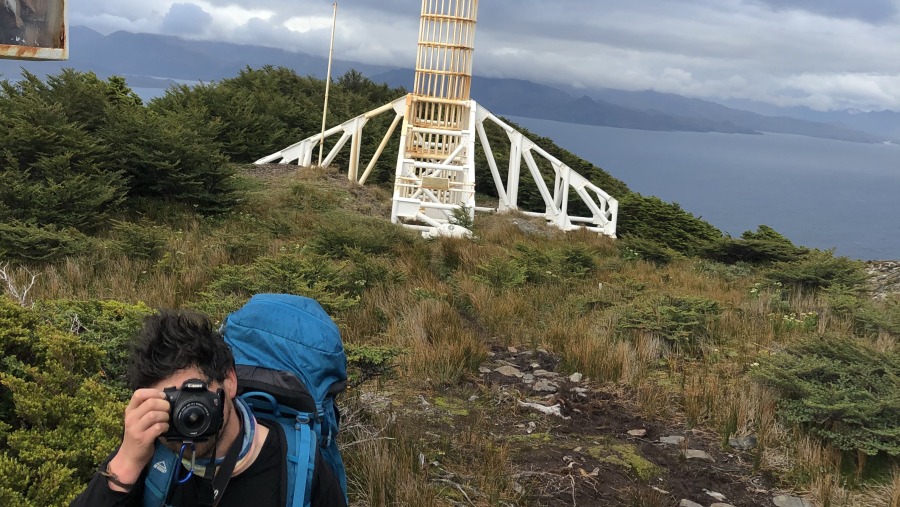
[754,336,900,471]
[0,222,92,263]
[767,250,868,292]
[0,297,126,506]
[616,193,722,256]
[703,225,808,264]
[619,294,721,355]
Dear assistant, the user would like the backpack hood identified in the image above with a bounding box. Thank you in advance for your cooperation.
[223,294,348,404]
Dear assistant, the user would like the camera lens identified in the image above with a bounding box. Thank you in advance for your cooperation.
[174,401,211,437]
[163,380,224,441]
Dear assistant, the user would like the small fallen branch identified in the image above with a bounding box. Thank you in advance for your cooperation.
[0,261,38,307]
[517,400,570,419]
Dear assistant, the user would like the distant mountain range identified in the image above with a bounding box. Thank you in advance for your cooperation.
[2,26,898,144]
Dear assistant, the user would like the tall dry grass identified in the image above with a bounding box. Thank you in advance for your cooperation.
[5,167,897,506]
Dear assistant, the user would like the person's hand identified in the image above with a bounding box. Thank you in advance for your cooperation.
[105,389,170,491]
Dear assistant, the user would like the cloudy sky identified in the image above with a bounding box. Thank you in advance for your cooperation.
[70,0,900,112]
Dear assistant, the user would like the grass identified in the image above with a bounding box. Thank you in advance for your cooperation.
[4,166,898,506]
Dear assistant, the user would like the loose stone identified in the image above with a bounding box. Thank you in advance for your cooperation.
[659,436,685,445]
[728,435,758,450]
[569,372,583,382]
[533,380,559,393]
[508,346,518,354]
[627,429,647,437]
[773,495,814,507]
[495,365,524,378]
[678,500,703,507]
[685,450,715,461]
[703,489,726,500]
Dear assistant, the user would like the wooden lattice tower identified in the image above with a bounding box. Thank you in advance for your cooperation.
[391,0,479,229]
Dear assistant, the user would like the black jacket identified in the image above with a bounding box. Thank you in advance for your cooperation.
[70,420,346,507]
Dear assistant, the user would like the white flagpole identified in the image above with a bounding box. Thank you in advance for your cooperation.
[318,2,338,167]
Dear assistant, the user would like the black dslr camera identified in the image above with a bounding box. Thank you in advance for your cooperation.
[162,379,224,441]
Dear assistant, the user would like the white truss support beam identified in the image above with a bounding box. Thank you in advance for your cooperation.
[556,163,572,229]
[573,186,606,224]
[507,130,524,210]
[347,117,366,181]
[415,212,443,228]
[521,146,561,220]
[322,130,352,168]
[475,119,510,210]
[359,112,402,185]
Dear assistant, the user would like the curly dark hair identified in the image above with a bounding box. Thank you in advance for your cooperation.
[127,309,234,390]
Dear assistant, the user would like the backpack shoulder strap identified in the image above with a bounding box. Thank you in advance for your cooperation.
[143,442,180,507]
[286,416,315,507]
[245,393,316,507]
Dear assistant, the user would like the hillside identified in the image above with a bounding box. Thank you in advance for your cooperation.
[0,69,898,507]
[1,27,896,144]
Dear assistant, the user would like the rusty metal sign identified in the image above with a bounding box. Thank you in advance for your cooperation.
[0,0,67,60]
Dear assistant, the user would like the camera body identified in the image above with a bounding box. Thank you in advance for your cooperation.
[162,379,224,442]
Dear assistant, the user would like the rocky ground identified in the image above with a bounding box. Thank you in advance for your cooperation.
[866,261,900,300]
[360,346,814,507]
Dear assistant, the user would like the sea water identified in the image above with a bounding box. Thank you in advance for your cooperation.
[507,116,900,260]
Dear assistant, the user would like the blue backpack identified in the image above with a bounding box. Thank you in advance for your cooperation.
[143,294,349,507]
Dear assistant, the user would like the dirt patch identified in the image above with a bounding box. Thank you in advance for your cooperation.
[409,346,780,506]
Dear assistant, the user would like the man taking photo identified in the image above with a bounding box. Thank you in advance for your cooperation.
[71,309,346,507]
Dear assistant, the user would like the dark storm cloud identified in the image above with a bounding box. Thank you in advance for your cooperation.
[161,3,213,35]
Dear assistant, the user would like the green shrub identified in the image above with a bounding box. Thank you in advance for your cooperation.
[110,220,168,260]
[512,243,597,282]
[825,285,900,337]
[0,222,92,263]
[308,212,417,257]
[195,252,363,318]
[151,67,321,162]
[619,295,721,354]
[616,193,722,256]
[34,300,154,386]
[0,297,125,506]
[472,256,527,290]
[767,250,868,292]
[823,284,865,317]
[513,244,557,283]
[449,204,475,230]
[753,336,900,464]
[102,106,241,215]
[345,344,403,387]
[619,236,679,265]
[855,301,900,337]
[703,225,807,264]
[0,88,126,233]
